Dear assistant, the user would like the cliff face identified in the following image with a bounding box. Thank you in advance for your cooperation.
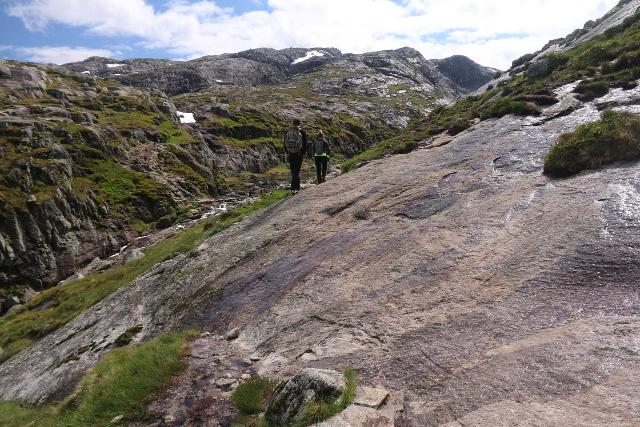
[0,62,222,305]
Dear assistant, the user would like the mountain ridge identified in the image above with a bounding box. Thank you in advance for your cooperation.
[62,47,499,97]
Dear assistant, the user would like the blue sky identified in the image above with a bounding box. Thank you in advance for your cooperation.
[0,0,620,69]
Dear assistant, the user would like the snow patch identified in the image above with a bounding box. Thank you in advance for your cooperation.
[177,111,196,124]
[81,71,91,74]
[106,63,125,68]
[113,73,122,76]
[292,50,325,65]
[215,79,224,83]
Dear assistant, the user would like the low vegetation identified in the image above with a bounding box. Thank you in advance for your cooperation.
[0,329,198,426]
[232,377,278,416]
[544,110,640,176]
[0,190,290,363]
[231,370,357,427]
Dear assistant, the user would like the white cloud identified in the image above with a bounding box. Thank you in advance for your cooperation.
[6,0,622,68]
[12,46,116,64]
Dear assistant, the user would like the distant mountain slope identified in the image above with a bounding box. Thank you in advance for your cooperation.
[62,47,498,97]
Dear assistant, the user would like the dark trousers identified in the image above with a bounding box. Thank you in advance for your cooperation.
[315,156,328,183]
[288,152,304,190]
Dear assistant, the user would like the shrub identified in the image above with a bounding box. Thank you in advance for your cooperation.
[480,98,541,120]
[573,80,610,101]
[515,94,559,106]
[544,110,640,177]
[446,118,472,135]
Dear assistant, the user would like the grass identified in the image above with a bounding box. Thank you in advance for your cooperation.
[479,97,541,120]
[0,329,198,427]
[231,377,277,415]
[0,189,290,364]
[158,119,196,145]
[544,110,640,177]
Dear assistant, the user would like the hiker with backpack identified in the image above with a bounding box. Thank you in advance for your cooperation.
[283,118,308,191]
[312,129,330,184]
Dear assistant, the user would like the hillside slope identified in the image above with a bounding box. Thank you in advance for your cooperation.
[3,44,640,426]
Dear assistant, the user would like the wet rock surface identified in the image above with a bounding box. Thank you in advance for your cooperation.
[4,77,640,426]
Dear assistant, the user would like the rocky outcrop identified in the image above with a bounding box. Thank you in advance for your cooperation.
[0,61,221,301]
[265,368,346,425]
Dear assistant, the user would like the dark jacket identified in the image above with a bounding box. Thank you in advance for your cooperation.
[311,136,330,156]
[283,126,308,155]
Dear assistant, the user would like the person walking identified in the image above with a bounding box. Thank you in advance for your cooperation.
[313,129,330,184]
[283,118,307,191]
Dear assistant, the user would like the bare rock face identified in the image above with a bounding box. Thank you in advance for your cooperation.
[265,368,346,426]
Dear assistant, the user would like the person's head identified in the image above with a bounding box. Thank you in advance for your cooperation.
[292,118,301,127]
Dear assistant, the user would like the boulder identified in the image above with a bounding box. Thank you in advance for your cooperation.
[224,327,240,340]
[0,63,11,78]
[265,368,346,426]
[121,249,144,265]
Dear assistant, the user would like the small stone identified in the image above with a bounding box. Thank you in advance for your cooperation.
[225,327,240,340]
[200,331,211,337]
[354,386,390,409]
[249,354,261,362]
[241,373,252,380]
[215,378,236,389]
[109,414,124,424]
[231,382,240,390]
[27,194,37,203]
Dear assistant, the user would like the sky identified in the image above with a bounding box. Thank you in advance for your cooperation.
[0,0,621,69]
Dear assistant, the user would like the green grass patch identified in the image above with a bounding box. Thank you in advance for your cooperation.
[158,119,196,145]
[573,80,611,101]
[479,97,541,120]
[231,377,278,415]
[0,190,290,363]
[0,329,198,427]
[544,110,640,177]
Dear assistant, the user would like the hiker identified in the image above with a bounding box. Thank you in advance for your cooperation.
[283,118,307,191]
[312,129,330,184]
